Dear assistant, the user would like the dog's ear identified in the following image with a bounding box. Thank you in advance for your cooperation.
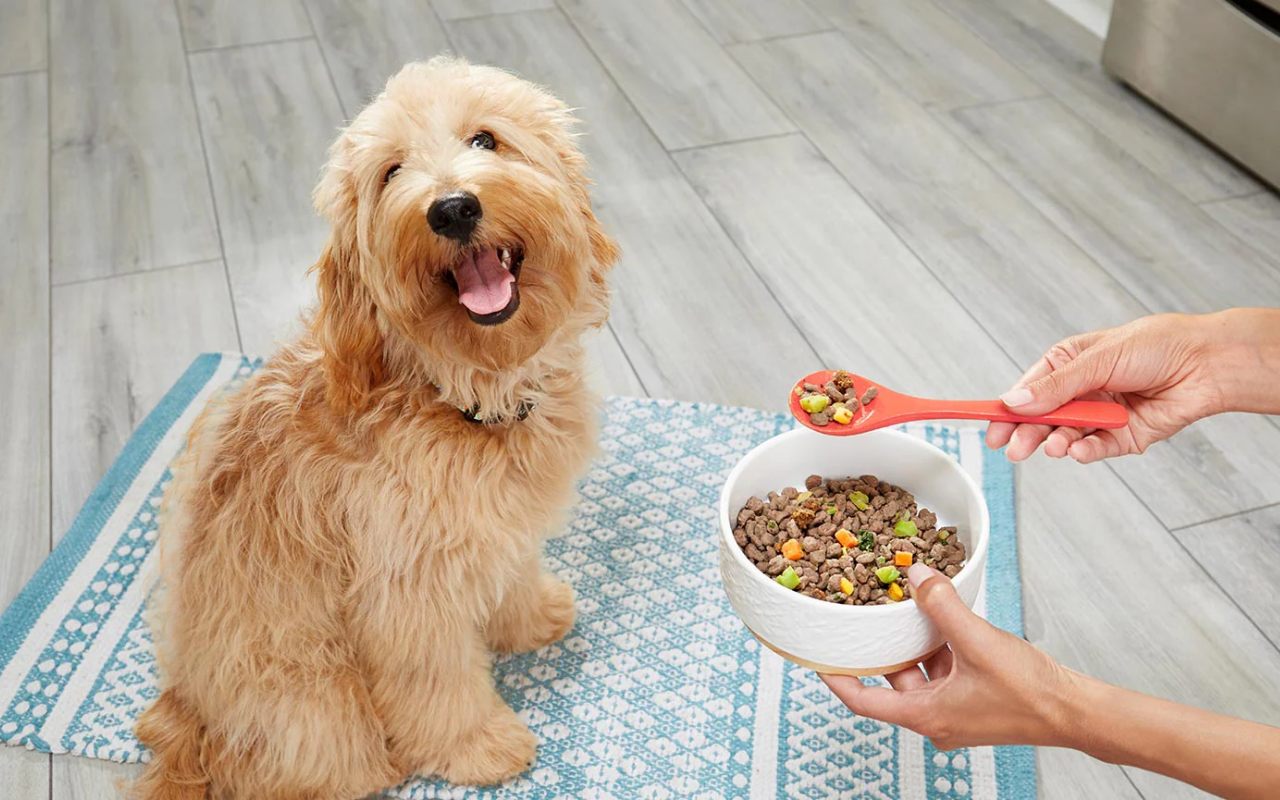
[309,140,385,413]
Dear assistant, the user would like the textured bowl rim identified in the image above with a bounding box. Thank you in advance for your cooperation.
[718,427,991,615]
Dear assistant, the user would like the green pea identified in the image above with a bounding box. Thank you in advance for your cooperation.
[799,394,830,414]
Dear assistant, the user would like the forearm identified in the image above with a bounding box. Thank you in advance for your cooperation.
[1200,307,1280,415]
[1055,670,1280,799]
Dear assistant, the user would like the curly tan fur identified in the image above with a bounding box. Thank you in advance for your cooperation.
[131,58,617,799]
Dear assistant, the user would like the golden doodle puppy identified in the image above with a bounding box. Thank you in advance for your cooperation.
[132,58,617,799]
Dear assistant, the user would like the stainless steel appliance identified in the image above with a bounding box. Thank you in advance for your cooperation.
[1103,0,1280,189]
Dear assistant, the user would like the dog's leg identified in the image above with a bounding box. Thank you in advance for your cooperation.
[374,621,536,786]
[486,564,576,654]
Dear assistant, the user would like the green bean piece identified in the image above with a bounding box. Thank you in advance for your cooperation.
[875,566,901,585]
[775,567,801,590]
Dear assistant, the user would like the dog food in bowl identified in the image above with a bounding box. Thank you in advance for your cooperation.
[732,474,965,605]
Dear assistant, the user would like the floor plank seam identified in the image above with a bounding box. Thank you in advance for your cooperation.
[716,28,838,47]
[1118,764,1150,800]
[297,2,353,121]
[50,257,225,289]
[1104,461,1280,658]
[605,322,651,398]
[1198,189,1272,207]
[184,33,315,56]
[664,137,826,372]
[947,91,1051,113]
[174,0,244,354]
[0,67,47,79]
[1169,499,1280,532]
[665,129,796,154]
[553,0,794,149]
[547,2,824,371]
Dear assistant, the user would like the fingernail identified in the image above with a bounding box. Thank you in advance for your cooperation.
[1000,387,1033,407]
[907,563,933,587]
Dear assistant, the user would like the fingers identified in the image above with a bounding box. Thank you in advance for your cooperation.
[923,645,953,681]
[1067,430,1128,464]
[985,421,1015,450]
[1004,423,1053,461]
[1000,332,1117,416]
[821,674,923,728]
[885,665,928,692]
[906,564,984,649]
[1043,426,1086,458]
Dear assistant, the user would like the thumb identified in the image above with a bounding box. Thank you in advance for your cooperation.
[907,563,981,648]
[1000,346,1113,416]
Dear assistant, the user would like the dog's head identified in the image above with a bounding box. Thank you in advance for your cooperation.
[310,58,618,412]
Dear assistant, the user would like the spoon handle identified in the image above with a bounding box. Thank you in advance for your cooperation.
[906,398,1129,429]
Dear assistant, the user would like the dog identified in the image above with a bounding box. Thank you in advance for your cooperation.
[132,57,618,799]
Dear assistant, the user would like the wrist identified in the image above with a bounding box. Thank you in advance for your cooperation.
[1048,668,1117,756]
[1195,308,1280,415]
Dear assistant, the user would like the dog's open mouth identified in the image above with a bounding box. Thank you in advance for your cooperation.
[444,245,525,325]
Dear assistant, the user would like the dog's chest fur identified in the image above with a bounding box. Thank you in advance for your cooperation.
[342,381,598,650]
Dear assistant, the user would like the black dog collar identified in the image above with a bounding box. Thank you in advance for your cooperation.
[459,399,536,425]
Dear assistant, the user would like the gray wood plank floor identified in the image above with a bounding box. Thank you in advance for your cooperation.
[2,1,1278,797]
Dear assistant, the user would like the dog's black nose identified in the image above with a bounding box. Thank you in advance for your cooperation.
[427,191,482,241]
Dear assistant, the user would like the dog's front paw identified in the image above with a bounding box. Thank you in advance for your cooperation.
[438,709,537,786]
[489,576,576,654]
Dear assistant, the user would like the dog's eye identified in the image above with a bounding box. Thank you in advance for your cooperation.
[383,164,401,183]
[469,131,497,151]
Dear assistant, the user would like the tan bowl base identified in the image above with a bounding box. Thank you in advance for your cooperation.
[747,624,944,677]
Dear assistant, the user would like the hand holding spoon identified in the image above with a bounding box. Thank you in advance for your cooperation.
[789,370,1128,436]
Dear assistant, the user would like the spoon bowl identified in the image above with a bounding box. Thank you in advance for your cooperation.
[790,370,1128,436]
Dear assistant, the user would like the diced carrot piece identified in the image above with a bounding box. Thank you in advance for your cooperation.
[781,539,804,561]
[835,529,856,548]
[893,551,913,567]
[888,583,904,602]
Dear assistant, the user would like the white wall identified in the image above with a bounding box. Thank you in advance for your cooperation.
[1044,0,1113,37]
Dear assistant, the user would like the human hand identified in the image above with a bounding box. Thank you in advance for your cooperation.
[986,313,1225,463]
[821,564,1073,750]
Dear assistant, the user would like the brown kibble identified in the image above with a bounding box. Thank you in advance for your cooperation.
[833,370,854,391]
[860,387,879,405]
[810,411,831,426]
[734,472,963,605]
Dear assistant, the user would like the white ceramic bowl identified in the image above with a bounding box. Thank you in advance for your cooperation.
[719,427,989,675]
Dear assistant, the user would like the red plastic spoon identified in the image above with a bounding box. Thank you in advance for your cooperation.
[789,370,1129,436]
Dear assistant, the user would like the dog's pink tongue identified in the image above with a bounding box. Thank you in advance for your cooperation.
[453,249,513,316]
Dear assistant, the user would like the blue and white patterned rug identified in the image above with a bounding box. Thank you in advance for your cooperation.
[0,353,1033,799]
